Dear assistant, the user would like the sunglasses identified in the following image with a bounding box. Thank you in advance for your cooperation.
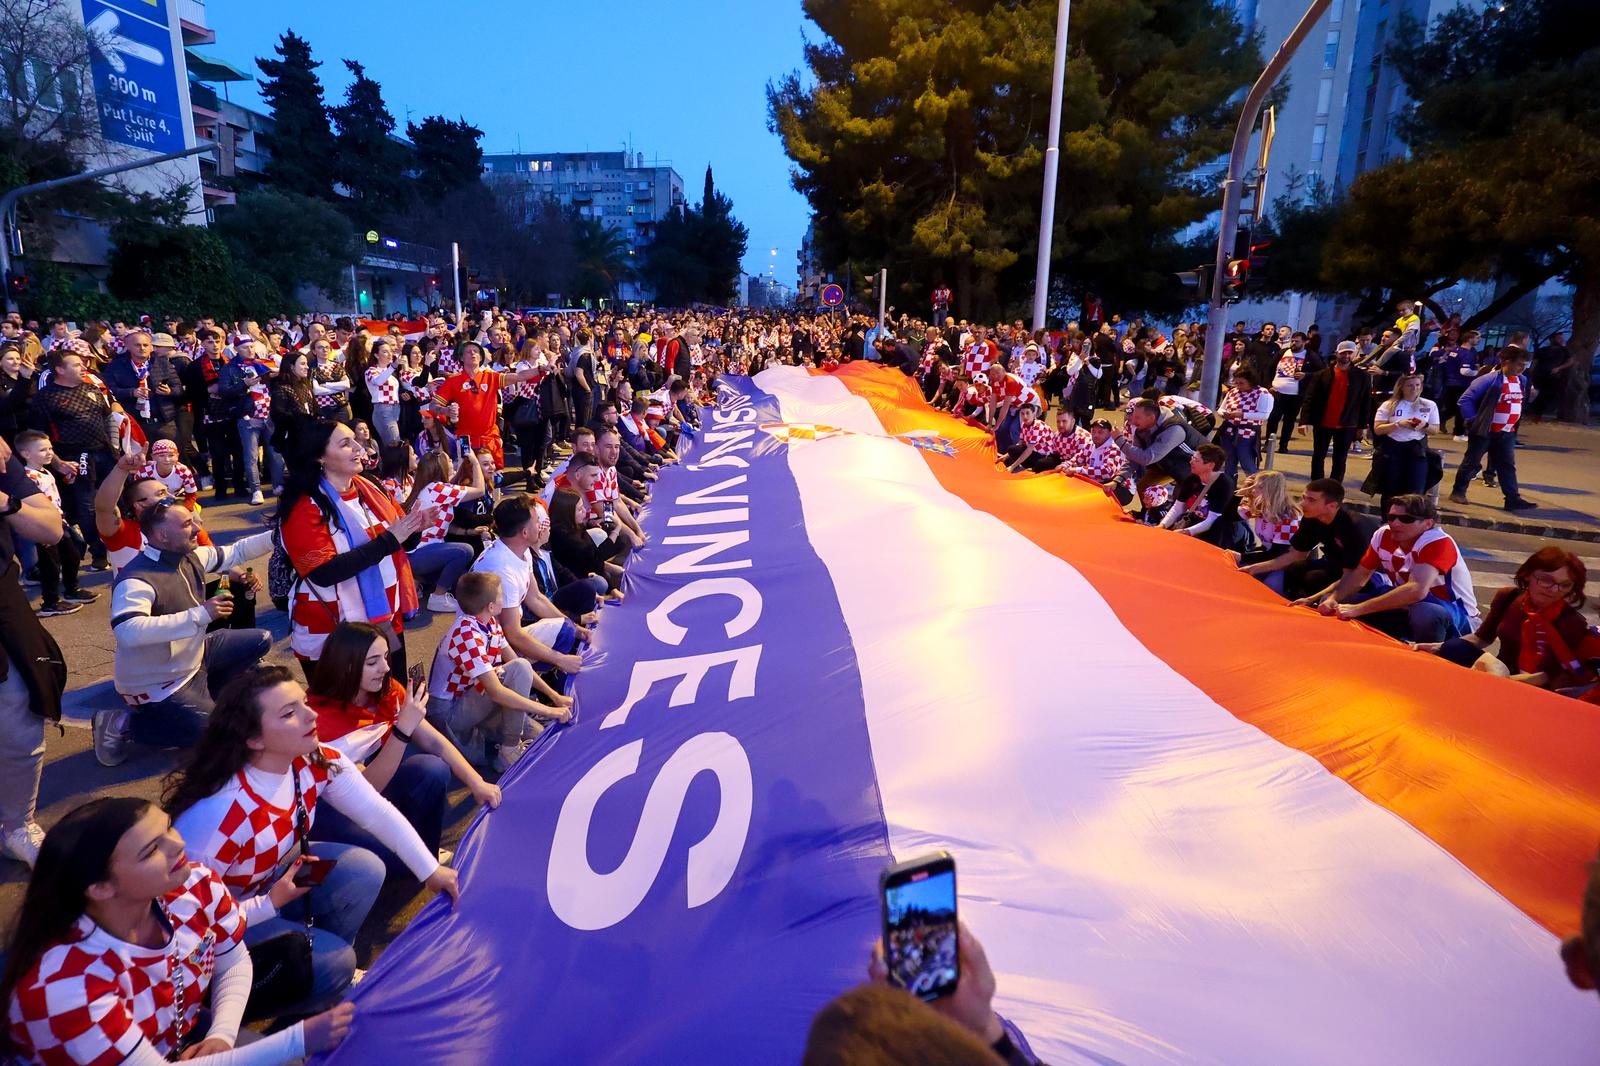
[1385,513,1425,524]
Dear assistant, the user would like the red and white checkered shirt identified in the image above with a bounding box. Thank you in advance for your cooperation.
[1019,419,1060,457]
[962,340,998,377]
[135,461,198,501]
[366,366,401,405]
[186,752,336,903]
[382,476,413,507]
[23,466,63,516]
[434,351,462,377]
[1491,376,1523,432]
[312,365,346,411]
[585,466,619,515]
[282,489,403,659]
[6,864,245,1065]
[430,614,505,699]
[502,358,545,402]
[1219,386,1272,439]
[1056,425,1093,468]
[1066,437,1127,482]
[1244,506,1301,547]
[414,481,468,545]
[400,369,430,404]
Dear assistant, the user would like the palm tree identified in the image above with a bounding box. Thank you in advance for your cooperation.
[572,218,633,305]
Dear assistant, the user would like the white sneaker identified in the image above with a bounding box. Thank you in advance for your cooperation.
[1452,434,1468,442]
[199,476,214,490]
[426,591,457,613]
[249,489,266,505]
[3,821,46,868]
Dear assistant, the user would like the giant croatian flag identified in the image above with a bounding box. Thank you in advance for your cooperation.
[326,364,1600,1064]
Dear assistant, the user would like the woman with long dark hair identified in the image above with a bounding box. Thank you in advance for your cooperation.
[2,797,352,1064]
[397,342,430,443]
[364,337,402,447]
[548,483,623,596]
[307,622,500,871]
[165,665,457,1018]
[269,350,316,462]
[277,422,436,678]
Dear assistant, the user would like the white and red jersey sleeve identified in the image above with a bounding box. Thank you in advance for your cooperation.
[414,481,468,545]
[365,366,401,405]
[1019,420,1059,457]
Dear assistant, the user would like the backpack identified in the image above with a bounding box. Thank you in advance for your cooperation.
[266,521,295,613]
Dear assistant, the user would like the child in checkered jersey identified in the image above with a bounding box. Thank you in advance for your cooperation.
[427,571,572,773]
[1229,471,1303,589]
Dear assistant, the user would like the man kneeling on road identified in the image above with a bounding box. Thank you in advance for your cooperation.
[97,499,274,765]
[1239,478,1377,599]
[1310,493,1479,643]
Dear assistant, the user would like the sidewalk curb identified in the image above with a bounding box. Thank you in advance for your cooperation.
[1344,501,1600,543]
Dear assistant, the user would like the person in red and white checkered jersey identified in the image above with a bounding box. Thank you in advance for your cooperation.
[168,664,457,1018]
[426,572,570,773]
[3,797,349,1065]
[961,327,1000,378]
[1062,419,1129,485]
[1236,470,1301,557]
[1317,493,1480,642]
[1002,403,1059,473]
[135,439,198,508]
[1215,367,1274,478]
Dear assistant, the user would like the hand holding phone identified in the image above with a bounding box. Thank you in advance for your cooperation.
[293,856,338,888]
[880,852,960,1001]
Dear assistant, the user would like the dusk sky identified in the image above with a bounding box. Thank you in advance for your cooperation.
[207,0,815,283]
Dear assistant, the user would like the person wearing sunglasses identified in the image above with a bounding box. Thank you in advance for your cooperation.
[1314,493,1480,643]
[100,497,274,767]
[1418,546,1592,689]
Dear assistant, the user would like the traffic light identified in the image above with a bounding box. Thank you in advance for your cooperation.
[1247,238,1271,281]
[1223,258,1248,303]
[5,270,28,298]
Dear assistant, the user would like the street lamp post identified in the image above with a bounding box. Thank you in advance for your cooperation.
[1,143,214,313]
[1199,0,1331,407]
[1031,0,1073,333]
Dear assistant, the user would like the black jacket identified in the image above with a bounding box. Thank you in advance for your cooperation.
[1298,364,1374,430]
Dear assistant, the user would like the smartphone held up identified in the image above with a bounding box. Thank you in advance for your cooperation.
[880,851,960,1001]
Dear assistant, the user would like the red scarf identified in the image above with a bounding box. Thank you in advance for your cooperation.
[1518,593,1583,677]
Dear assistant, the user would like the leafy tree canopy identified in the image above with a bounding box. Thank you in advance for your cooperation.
[768,0,1262,321]
[255,30,338,200]
[212,189,357,299]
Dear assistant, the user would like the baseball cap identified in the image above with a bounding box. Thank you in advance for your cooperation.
[1089,418,1113,430]
[151,332,178,349]
[1336,340,1359,354]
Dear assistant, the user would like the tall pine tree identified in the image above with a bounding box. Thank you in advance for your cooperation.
[255,31,337,200]
[692,167,748,304]
[408,115,485,204]
[768,0,1261,319]
[330,60,414,230]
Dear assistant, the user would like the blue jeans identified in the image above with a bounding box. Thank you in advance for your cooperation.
[311,750,448,874]
[129,629,272,747]
[409,541,474,597]
[238,417,283,494]
[1452,430,1519,503]
[243,842,384,1016]
[1348,587,1471,643]
[371,402,401,447]
[1220,432,1259,478]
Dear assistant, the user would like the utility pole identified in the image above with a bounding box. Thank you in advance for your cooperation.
[1,143,213,313]
[876,267,887,332]
[1200,0,1331,407]
[451,241,463,317]
[1031,0,1073,333]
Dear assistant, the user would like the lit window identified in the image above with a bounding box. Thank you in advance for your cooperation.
[1316,78,1333,116]
[1310,123,1327,162]
[1323,30,1340,69]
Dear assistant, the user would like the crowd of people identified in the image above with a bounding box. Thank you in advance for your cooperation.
[0,296,1591,1063]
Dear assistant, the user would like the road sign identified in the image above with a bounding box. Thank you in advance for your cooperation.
[81,0,187,154]
[820,283,845,307]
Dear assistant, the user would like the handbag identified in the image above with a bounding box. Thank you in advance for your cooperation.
[241,769,318,1021]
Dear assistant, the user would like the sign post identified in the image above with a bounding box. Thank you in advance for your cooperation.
[452,242,463,317]
[80,0,188,154]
